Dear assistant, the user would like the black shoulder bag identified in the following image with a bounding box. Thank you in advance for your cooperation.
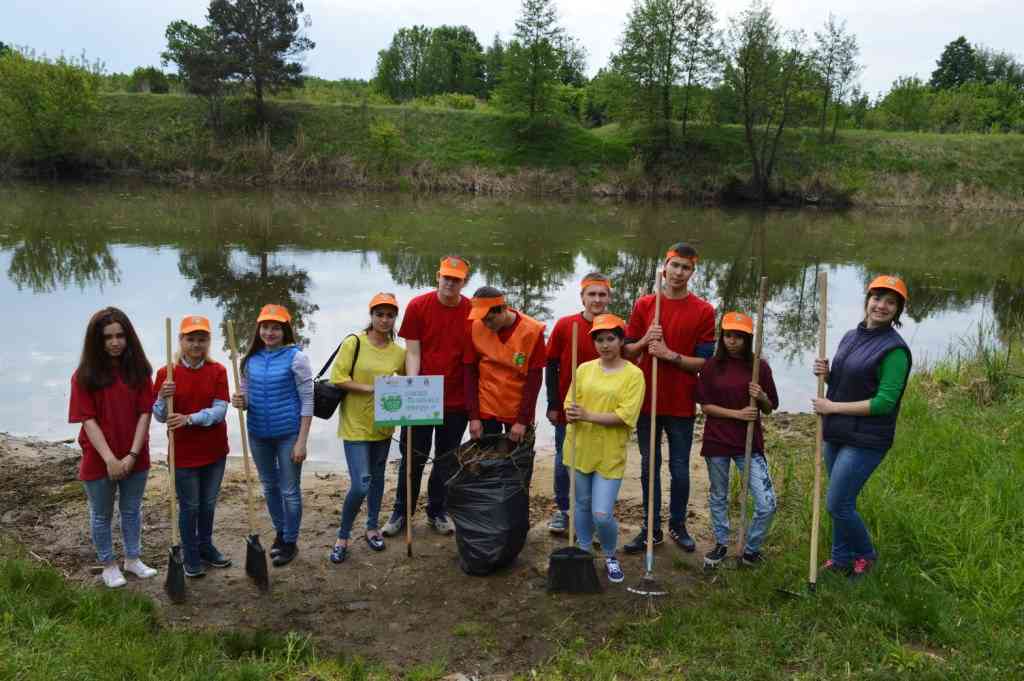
[313,334,360,419]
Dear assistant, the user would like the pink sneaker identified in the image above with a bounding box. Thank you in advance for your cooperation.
[821,559,850,575]
[851,557,875,578]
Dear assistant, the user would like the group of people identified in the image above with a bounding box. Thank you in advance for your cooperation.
[69,245,912,589]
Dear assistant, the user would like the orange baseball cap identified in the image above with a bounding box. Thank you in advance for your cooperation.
[468,294,506,320]
[368,292,399,311]
[721,311,754,335]
[257,304,292,324]
[868,275,909,303]
[438,256,470,280]
[590,313,626,334]
[179,314,211,335]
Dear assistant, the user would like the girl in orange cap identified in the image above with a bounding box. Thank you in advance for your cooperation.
[153,315,232,578]
[328,293,406,563]
[812,275,912,579]
[231,304,314,567]
[564,313,645,584]
[695,312,779,568]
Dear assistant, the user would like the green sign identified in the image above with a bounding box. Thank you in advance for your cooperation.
[374,375,444,427]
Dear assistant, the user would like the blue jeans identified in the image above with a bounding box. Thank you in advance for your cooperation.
[824,441,886,565]
[574,470,622,558]
[83,469,148,563]
[705,454,777,553]
[174,458,227,569]
[338,439,391,540]
[249,432,303,543]
[393,411,468,519]
[636,414,696,530]
[552,423,570,512]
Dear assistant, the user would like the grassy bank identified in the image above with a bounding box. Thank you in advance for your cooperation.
[5,93,1024,208]
[1,346,1021,680]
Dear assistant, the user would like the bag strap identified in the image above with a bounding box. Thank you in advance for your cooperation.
[315,334,359,380]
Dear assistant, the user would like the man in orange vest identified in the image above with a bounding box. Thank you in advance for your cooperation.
[464,286,547,443]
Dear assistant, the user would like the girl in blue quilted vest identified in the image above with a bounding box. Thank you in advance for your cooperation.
[231,304,314,567]
[812,275,912,579]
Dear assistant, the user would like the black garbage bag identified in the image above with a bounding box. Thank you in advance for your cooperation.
[445,434,535,576]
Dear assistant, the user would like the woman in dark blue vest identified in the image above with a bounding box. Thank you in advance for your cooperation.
[231,304,314,567]
[812,275,912,579]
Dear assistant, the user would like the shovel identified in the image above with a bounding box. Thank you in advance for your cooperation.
[629,268,669,604]
[547,322,601,594]
[163,318,186,604]
[735,276,769,566]
[777,270,828,598]
[227,320,270,592]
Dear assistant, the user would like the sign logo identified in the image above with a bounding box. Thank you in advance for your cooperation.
[381,395,403,412]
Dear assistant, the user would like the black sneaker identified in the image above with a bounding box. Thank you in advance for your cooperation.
[668,524,696,552]
[381,511,405,537]
[184,563,206,579]
[199,545,233,569]
[272,542,298,567]
[623,528,664,555]
[703,543,728,569]
[270,534,285,558]
[741,550,766,567]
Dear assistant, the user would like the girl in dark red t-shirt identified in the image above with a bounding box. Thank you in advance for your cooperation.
[153,315,231,578]
[68,307,157,589]
[695,312,779,569]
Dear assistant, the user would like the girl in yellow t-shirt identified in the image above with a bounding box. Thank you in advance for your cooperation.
[564,314,644,584]
[328,293,406,564]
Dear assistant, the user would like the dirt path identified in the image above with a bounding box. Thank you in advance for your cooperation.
[0,417,814,677]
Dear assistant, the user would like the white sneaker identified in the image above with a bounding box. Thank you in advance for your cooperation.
[427,513,455,535]
[123,558,158,579]
[102,565,127,588]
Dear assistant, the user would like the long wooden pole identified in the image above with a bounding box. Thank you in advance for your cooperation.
[644,270,662,576]
[226,321,256,535]
[809,271,828,591]
[737,276,769,558]
[406,425,413,557]
[568,323,579,546]
[165,319,178,547]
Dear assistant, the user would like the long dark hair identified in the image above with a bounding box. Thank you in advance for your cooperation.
[241,321,297,376]
[712,330,753,375]
[75,307,152,391]
[864,288,905,328]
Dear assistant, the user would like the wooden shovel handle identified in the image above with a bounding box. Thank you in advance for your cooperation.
[737,276,769,556]
[226,320,257,536]
[645,269,661,569]
[165,318,178,546]
[809,271,828,587]
[568,322,579,546]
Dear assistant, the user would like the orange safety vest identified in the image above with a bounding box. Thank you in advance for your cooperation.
[471,311,545,421]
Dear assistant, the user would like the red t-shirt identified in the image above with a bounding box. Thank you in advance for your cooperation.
[545,313,599,423]
[68,370,154,481]
[154,361,230,468]
[399,291,472,411]
[695,356,779,457]
[625,292,716,417]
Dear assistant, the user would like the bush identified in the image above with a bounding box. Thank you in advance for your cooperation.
[128,66,170,94]
[0,50,100,167]
[408,92,477,110]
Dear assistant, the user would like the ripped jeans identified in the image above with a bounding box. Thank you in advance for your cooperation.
[705,453,777,553]
[573,470,623,559]
[337,438,391,540]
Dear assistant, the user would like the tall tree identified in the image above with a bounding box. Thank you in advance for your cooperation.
[422,25,485,96]
[812,14,860,139]
[206,0,315,119]
[556,35,588,87]
[498,0,564,118]
[723,0,808,200]
[483,34,505,97]
[162,21,234,131]
[678,0,718,136]
[0,42,10,57]
[374,25,432,101]
[930,36,978,90]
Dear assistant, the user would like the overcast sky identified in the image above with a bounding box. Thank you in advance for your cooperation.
[6,0,1022,97]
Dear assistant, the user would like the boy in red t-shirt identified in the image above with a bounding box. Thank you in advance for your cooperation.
[623,243,716,554]
[543,272,611,533]
[383,256,472,538]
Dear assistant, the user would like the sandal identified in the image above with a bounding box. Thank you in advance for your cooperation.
[365,533,385,552]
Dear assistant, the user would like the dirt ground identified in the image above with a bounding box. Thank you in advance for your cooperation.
[0,415,815,678]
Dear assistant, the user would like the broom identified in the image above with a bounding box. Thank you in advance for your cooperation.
[735,276,769,566]
[163,318,186,604]
[628,268,668,602]
[227,320,270,592]
[546,323,601,593]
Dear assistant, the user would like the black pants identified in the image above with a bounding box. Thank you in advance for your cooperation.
[392,410,469,519]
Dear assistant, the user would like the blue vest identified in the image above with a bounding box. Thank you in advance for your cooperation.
[823,323,911,451]
[245,346,301,439]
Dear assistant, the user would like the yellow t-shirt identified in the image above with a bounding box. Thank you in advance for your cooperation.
[329,332,406,441]
[563,359,645,479]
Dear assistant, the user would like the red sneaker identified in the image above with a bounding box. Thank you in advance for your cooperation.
[851,557,875,578]
[822,559,851,575]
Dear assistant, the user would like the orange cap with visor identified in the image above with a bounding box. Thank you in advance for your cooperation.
[257,304,292,324]
[368,292,399,311]
[439,256,470,280]
[590,313,626,334]
[721,311,754,335]
[468,294,506,320]
[179,315,211,335]
[867,275,908,303]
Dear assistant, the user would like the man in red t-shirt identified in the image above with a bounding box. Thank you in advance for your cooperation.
[464,286,546,443]
[623,243,716,554]
[543,272,611,533]
[383,256,473,538]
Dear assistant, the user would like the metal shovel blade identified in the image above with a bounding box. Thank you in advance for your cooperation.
[164,544,186,604]
[245,534,269,592]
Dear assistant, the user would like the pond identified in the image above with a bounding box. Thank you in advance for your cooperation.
[2,181,1022,462]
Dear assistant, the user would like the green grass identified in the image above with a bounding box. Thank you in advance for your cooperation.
[1,350,1021,679]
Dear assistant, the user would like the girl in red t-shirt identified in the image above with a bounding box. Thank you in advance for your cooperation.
[153,315,231,578]
[695,312,779,569]
[68,307,157,589]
